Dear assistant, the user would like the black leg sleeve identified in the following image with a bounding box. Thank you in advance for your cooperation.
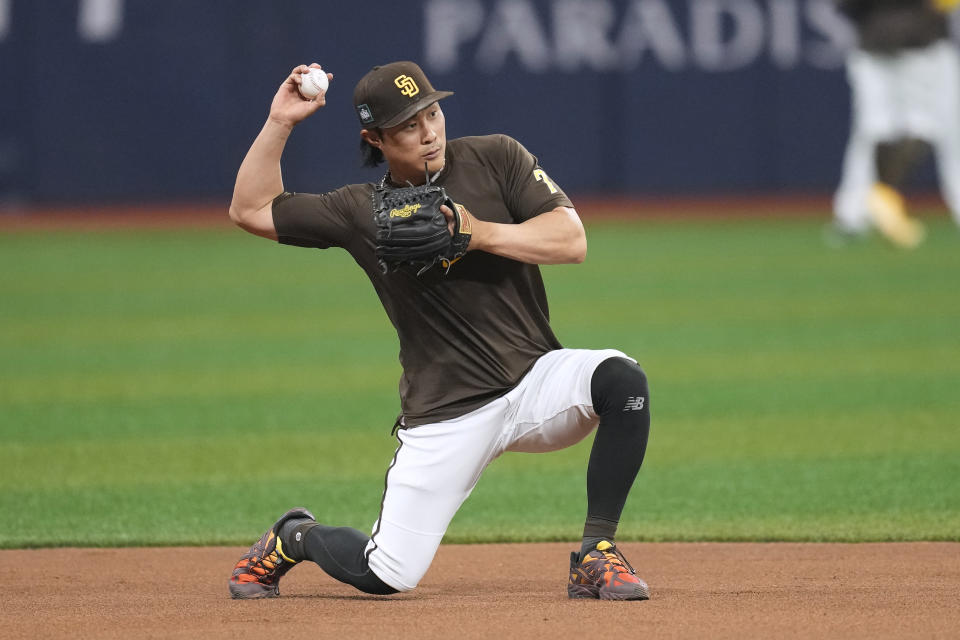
[290,523,398,595]
[584,357,651,539]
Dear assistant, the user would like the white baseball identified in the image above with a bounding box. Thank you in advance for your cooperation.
[299,68,329,99]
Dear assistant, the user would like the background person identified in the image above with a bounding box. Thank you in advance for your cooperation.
[831,0,960,248]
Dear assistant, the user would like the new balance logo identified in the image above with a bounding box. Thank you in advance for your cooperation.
[623,397,645,411]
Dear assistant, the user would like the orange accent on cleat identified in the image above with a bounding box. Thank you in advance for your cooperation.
[228,508,315,599]
[567,541,650,601]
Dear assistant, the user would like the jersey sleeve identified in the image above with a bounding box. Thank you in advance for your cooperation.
[271,187,359,249]
[498,134,573,222]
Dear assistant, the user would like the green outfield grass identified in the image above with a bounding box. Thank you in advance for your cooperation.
[1,214,959,547]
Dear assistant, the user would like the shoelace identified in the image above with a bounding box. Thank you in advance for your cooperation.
[594,546,636,575]
[234,549,278,576]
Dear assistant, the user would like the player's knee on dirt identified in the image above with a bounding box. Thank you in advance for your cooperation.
[285,522,399,595]
[590,357,649,423]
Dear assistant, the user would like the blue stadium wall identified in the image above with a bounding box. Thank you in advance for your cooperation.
[0,0,955,204]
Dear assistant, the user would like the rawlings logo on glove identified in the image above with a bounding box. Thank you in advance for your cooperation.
[372,168,472,276]
[390,203,422,218]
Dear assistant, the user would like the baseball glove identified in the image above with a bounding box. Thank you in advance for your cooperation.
[372,175,471,275]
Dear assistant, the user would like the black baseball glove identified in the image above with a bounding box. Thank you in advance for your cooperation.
[372,176,472,276]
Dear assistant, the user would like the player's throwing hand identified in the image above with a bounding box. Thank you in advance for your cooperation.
[269,63,333,128]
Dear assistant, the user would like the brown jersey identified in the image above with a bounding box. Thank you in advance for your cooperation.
[272,134,573,426]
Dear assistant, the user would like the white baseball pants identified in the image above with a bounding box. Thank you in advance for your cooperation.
[364,348,631,592]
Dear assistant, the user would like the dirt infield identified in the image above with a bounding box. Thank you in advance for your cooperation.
[2,193,951,232]
[6,542,957,639]
[0,195,843,231]
[0,197,829,232]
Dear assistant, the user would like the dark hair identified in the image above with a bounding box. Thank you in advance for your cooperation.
[360,132,384,168]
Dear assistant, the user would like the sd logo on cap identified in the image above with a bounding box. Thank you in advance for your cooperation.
[353,61,453,129]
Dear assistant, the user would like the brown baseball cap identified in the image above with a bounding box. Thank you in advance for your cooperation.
[353,61,453,129]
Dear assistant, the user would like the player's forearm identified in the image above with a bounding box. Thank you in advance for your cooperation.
[473,207,587,264]
[228,118,295,225]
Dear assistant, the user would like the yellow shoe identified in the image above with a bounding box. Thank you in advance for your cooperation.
[868,183,925,249]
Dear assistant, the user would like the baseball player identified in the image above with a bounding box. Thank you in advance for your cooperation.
[226,61,651,601]
[831,0,960,248]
